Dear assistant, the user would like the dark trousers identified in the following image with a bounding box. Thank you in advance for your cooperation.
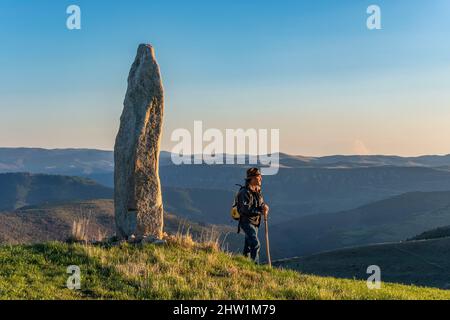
[240,221,260,264]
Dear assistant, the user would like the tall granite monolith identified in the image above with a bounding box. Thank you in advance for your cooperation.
[114,44,164,240]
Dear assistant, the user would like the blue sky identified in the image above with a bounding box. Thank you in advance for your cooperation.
[1,0,449,156]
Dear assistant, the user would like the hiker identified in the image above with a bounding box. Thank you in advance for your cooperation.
[236,167,269,264]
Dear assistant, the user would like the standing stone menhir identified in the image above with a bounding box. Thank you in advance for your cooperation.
[114,44,164,240]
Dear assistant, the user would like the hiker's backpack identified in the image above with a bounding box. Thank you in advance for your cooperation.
[230,184,244,221]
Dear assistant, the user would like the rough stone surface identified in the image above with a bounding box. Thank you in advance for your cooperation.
[114,44,164,240]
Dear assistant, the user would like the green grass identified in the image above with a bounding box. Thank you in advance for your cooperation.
[1,241,449,300]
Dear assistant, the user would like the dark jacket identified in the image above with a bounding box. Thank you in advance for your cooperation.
[237,185,265,227]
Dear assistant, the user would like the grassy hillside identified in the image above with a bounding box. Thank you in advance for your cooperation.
[270,191,450,258]
[1,241,449,300]
[275,237,450,290]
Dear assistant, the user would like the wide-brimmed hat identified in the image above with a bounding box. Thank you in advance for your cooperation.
[246,167,261,179]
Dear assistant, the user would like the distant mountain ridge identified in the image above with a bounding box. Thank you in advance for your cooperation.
[1,148,450,176]
[303,154,450,168]
[0,148,114,175]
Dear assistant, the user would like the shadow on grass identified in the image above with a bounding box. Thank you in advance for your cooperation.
[26,243,139,299]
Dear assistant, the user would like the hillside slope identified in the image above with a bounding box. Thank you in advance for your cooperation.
[0,172,236,226]
[1,242,449,300]
[0,199,241,248]
[275,237,450,290]
[0,200,114,243]
[0,172,113,210]
[270,191,450,258]
[160,165,450,223]
[409,225,450,241]
[163,187,234,225]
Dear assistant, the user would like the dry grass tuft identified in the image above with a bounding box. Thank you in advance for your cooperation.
[163,222,220,252]
[67,206,108,243]
[70,218,90,242]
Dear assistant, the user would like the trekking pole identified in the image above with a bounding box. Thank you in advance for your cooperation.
[264,215,272,267]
